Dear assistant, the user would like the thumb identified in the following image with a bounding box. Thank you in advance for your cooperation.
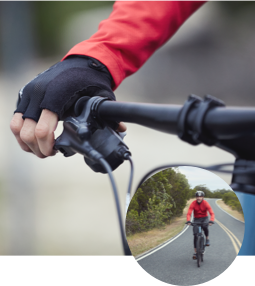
[35,109,58,156]
[116,122,127,132]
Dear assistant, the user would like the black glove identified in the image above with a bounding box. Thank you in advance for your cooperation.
[209,221,214,224]
[186,221,191,224]
[15,55,115,121]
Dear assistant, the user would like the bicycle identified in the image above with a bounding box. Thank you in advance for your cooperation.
[186,222,212,267]
[54,93,255,255]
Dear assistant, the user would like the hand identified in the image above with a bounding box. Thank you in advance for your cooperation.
[10,111,127,158]
[10,110,58,158]
[209,223,212,226]
[11,56,127,158]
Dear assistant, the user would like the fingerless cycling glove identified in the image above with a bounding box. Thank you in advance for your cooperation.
[15,56,115,121]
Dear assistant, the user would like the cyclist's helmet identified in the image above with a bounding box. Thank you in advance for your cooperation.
[195,191,205,197]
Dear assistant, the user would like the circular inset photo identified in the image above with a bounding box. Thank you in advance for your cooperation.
[125,166,244,285]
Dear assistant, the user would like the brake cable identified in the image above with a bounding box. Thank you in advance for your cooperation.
[98,157,132,255]
[54,96,134,255]
[125,155,134,213]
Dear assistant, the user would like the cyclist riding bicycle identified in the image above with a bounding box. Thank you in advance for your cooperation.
[186,191,215,260]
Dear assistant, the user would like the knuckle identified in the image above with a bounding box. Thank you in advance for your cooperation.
[20,128,35,144]
[35,124,49,139]
[10,118,22,135]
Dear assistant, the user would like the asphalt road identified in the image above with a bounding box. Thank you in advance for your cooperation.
[137,198,244,285]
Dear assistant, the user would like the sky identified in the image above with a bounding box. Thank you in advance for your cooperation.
[177,166,233,191]
[127,166,233,211]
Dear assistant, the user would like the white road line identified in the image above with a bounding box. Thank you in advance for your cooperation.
[215,199,244,223]
[136,214,193,262]
[136,226,188,262]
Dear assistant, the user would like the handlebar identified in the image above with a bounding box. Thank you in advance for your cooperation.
[98,100,255,140]
[55,94,255,195]
[186,222,213,227]
[98,101,181,134]
[97,98,255,162]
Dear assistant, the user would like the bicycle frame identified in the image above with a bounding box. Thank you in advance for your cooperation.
[186,222,209,267]
[56,95,255,255]
[196,226,205,266]
[191,222,207,251]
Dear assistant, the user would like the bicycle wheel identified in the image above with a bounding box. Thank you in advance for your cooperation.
[200,236,204,262]
[196,236,201,267]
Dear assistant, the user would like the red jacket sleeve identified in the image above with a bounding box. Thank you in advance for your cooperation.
[187,201,195,221]
[62,1,206,90]
[205,201,215,221]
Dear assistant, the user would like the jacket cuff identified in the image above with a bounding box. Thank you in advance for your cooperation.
[62,42,124,91]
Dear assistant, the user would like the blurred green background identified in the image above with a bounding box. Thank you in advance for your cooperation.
[1,1,255,67]
[34,1,113,57]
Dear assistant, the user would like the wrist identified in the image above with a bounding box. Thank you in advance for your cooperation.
[63,54,114,88]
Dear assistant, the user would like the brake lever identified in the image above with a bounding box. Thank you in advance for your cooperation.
[54,96,99,157]
[54,96,131,173]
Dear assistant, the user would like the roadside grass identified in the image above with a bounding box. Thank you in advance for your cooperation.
[216,199,244,222]
[127,199,193,257]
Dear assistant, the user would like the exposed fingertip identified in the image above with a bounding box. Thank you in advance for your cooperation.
[38,154,47,159]
[10,114,24,135]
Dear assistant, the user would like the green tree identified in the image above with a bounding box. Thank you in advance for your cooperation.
[126,168,193,235]
[222,191,243,214]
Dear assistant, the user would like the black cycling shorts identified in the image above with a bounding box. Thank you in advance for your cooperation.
[193,216,209,235]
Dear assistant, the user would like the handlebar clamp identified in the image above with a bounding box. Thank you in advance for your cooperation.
[177,94,202,145]
[55,96,131,173]
[177,94,225,146]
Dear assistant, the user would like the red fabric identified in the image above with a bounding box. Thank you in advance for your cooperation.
[62,1,205,90]
[186,199,215,221]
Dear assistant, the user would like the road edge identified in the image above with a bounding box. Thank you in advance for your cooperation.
[215,199,244,223]
[135,214,193,261]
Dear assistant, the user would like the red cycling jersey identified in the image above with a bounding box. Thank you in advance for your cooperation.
[186,199,215,221]
[62,1,205,90]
